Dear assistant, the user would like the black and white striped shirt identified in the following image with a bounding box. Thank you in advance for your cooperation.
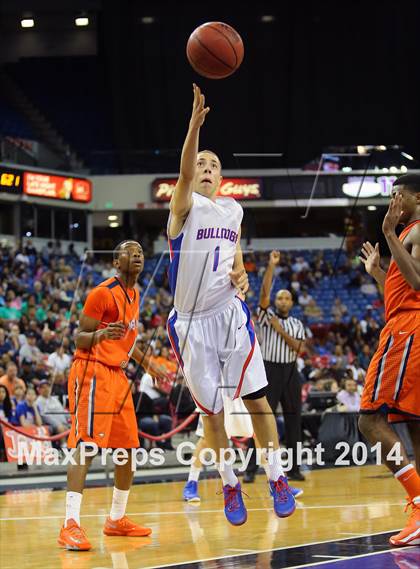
[257,306,305,364]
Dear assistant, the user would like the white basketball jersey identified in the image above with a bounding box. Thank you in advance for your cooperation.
[167,192,243,314]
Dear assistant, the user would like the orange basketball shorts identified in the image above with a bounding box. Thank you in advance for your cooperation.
[67,358,139,448]
[360,310,420,423]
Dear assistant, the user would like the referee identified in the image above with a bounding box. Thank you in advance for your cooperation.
[244,250,306,482]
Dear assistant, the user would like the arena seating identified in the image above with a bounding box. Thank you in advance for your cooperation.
[5,57,115,170]
[0,92,35,140]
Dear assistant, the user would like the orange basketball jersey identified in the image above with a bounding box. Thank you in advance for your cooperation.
[384,220,420,322]
[75,276,139,368]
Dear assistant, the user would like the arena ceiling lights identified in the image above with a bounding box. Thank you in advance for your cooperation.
[20,17,34,28]
[75,15,89,27]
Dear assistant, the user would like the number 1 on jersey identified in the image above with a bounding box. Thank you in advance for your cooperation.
[213,246,220,272]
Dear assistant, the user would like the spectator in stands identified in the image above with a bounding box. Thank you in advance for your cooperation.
[51,371,67,403]
[139,371,169,415]
[359,344,371,370]
[38,328,57,354]
[25,239,37,256]
[67,243,79,261]
[36,380,69,442]
[53,240,62,256]
[150,346,177,377]
[101,262,115,279]
[289,273,301,293]
[0,384,13,423]
[336,378,360,412]
[0,362,26,396]
[292,256,309,273]
[0,291,22,320]
[345,360,366,383]
[360,275,378,296]
[14,248,30,266]
[11,383,25,408]
[330,315,348,335]
[0,328,14,358]
[9,324,23,352]
[331,298,348,319]
[47,344,72,375]
[16,386,43,427]
[21,294,37,317]
[19,331,43,365]
[20,359,35,384]
[304,298,323,319]
[41,241,54,262]
[298,289,313,307]
[243,252,257,273]
[131,382,173,450]
[169,376,196,421]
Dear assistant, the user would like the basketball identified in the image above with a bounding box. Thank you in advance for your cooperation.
[186,22,244,79]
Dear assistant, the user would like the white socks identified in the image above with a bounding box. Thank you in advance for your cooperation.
[394,464,415,479]
[110,487,130,521]
[217,462,238,487]
[267,449,285,481]
[65,491,82,527]
[188,465,201,483]
[65,487,129,526]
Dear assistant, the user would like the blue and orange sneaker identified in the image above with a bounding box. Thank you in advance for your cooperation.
[183,480,200,502]
[290,486,303,498]
[223,483,247,526]
[269,476,296,518]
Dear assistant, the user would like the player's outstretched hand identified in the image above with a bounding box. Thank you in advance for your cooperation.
[230,267,249,295]
[382,194,403,236]
[269,250,280,266]
[359,241,380,276]
[101,321,126,340]
[189,83,210,130]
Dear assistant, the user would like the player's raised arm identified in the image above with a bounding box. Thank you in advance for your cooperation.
[359,241,386,289]
[259,251,280,309]
[169,84,210,236]
[382,194,420,290]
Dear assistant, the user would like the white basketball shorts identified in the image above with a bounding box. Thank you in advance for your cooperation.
[167,296,267,415]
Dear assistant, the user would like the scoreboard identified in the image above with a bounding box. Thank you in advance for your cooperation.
[0,166,92,203]
[0,168,22,194]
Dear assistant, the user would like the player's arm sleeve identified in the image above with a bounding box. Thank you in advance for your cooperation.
[410,224,420,272]
[74,288,114,350]
[81,287,112,325]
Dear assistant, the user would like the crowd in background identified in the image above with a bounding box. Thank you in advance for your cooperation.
[0,239,383,460]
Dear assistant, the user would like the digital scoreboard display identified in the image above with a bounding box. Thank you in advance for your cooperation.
[0,168,23,194]
[0,166,92,203]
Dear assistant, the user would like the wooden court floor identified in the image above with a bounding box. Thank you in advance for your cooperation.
[0,465,415,569]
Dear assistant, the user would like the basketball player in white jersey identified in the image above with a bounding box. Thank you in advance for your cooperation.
[166,84,296,525]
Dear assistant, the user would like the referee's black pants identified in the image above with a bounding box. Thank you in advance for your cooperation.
[245,361,302,474]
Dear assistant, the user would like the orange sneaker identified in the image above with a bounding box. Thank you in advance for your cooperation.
[103,516,152,537]
[389,499,420,547]
[58,519,92,551]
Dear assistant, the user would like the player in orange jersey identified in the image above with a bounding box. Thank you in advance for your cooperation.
[58,240,164,551]
[359,174,420,547]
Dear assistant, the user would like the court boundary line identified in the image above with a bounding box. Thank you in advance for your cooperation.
[283,545,414,569]
[0,502,405,521]
[109,529,406,569]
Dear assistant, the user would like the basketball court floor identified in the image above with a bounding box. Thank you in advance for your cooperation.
[1,464,418,568]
